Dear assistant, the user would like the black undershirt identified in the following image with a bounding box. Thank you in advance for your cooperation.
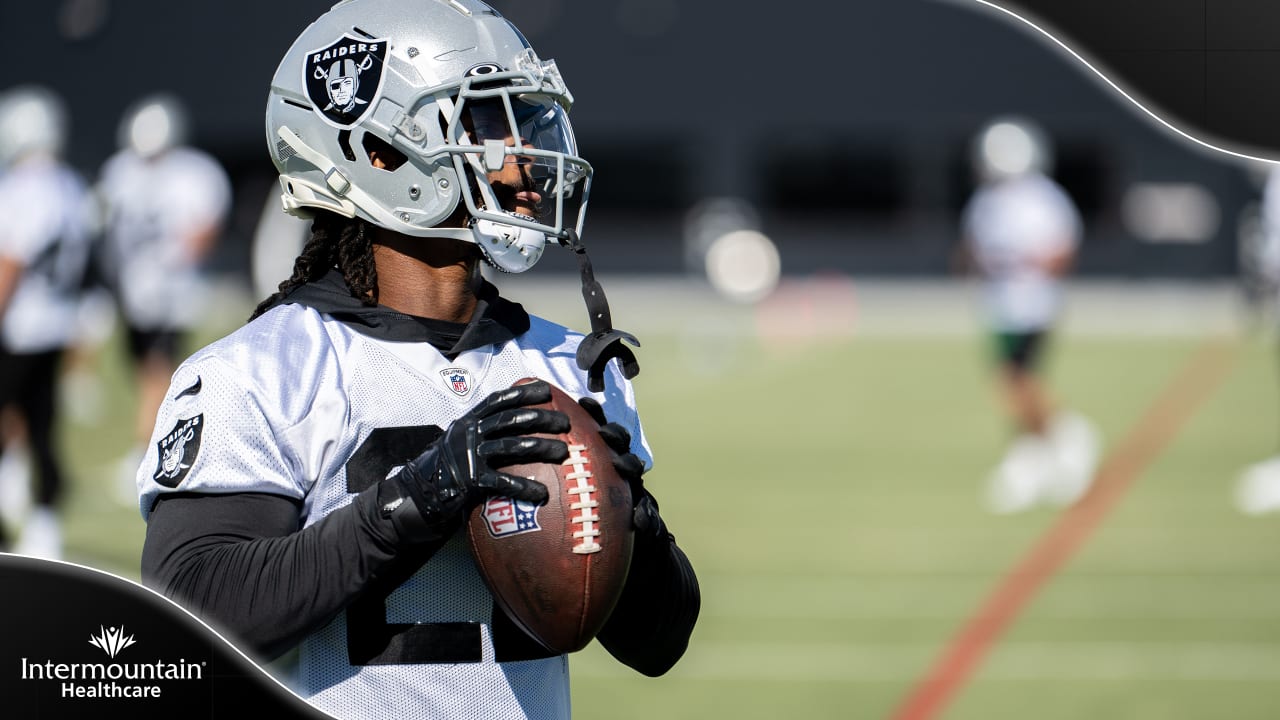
[139,274,700,672]
[266,268,531,358]
[141,490,699,671]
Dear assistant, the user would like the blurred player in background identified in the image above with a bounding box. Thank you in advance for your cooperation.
[136,1,698,717]
[249,183,309,303]
[1235,162,1280,515]
[95,93,231,504]
[0,85,96,557]
[956,116,1100,514]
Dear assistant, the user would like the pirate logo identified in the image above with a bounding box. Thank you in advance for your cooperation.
[303,33,389,128]
[154,414,203,488]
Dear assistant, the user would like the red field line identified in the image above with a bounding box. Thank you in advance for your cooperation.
[889,339,1238,720]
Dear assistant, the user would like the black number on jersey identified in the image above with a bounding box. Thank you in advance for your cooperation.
[343,426,555,665]
[344,425,442,494]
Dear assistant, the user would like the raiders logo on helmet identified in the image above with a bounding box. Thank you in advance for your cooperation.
[302,33,389,128]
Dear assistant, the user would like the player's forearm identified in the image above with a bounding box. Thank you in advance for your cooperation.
[596,534,700,677]
[1040,246,1075,276]
[141,486,424,662]
[0,255,25,323]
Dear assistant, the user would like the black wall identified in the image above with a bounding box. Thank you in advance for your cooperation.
[0,0,1258,279]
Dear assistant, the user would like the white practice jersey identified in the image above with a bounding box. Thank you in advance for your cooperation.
[961,173,1082,332]
[1257,166,1280,290]
[0,156,94,353]
[137,302,650,720]
[98,146,231,329]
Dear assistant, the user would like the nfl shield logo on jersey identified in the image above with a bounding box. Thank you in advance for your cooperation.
[439,367,473,397]
[153,415,203,488]
[303,33,388,128]
[480,496,542,538]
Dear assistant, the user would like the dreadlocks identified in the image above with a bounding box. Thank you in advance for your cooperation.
[250,210,379,321]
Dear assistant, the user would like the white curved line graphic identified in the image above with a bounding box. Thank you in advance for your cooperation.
[951,0,1280,166]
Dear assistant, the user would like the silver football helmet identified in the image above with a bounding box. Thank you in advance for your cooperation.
[971,115,1053,183]
[0,85,68,167]
[118,93,190,159]
[265,0,591,273]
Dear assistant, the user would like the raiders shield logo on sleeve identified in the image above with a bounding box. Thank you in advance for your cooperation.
[303,33,389,128]
[153,415,204,488]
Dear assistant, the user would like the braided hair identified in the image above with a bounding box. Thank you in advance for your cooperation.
[250,210,379,321]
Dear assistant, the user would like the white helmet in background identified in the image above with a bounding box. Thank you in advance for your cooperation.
[971,115,1053,183]
[264,0,591,273]
[118,93,190,160]
[0,85,68,167]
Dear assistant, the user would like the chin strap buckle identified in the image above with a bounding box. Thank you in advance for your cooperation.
[565,230,640,393]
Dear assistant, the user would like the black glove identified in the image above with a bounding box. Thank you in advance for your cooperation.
[383,381,570,544]
[577,396,665,546]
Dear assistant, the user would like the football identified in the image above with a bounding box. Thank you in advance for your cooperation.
[466,378,635,654]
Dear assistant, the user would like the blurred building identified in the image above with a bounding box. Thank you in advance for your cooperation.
[0,0,1255,283]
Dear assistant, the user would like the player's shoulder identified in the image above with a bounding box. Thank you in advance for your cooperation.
[0,163,38,197]
[1018,173,1072,201]
[0,159,79,192]
[522,313,585,352]
[187,302,338,372]
[178,303,346,425]
[166,147,229,179]
[98,149,137,178]
[45,161,90,200]
[977,174,1072,210]
[518,314,637,404]
[0,160,88,216]
[521,313,637,393]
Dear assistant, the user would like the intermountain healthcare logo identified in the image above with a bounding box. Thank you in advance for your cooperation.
[20,625,205,699]
[88,626,135,658]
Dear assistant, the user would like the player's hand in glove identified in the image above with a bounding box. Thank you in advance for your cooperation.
[577,396,666,546]
[385,380,570,544]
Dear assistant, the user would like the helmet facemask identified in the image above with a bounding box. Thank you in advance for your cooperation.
[440,57,592,272]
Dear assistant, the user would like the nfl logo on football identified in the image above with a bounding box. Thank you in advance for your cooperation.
[482,497,542,538]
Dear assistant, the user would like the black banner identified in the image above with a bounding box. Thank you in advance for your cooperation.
[0,554,333,720]
[992,0,1280,158]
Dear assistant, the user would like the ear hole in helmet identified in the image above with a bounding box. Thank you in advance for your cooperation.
[337,129,357,162]
[361,132,407,172]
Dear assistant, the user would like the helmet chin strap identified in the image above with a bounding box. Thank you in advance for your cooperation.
[562,229,640,393]
[470,213,546,273]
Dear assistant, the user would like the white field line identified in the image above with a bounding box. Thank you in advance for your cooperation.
[699,576,1280,621]
[483,276,1251,338]
[572,641,1280,682]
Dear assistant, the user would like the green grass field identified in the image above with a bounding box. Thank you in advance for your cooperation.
[37,285,1280,720]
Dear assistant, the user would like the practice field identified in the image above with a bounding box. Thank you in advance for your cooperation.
[34,277,1280,720]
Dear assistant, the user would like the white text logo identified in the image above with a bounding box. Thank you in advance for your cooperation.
[88,626,136,658]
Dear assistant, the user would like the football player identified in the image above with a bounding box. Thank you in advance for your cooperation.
[956,116,1100,513]
[1235,162,1280,515]
[95,93,232,505]
[137,1,700,718]
[0,85,96,558]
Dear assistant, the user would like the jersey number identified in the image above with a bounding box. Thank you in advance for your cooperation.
[343,426,554,665]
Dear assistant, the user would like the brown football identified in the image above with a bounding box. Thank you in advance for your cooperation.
[466,377,634,654]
